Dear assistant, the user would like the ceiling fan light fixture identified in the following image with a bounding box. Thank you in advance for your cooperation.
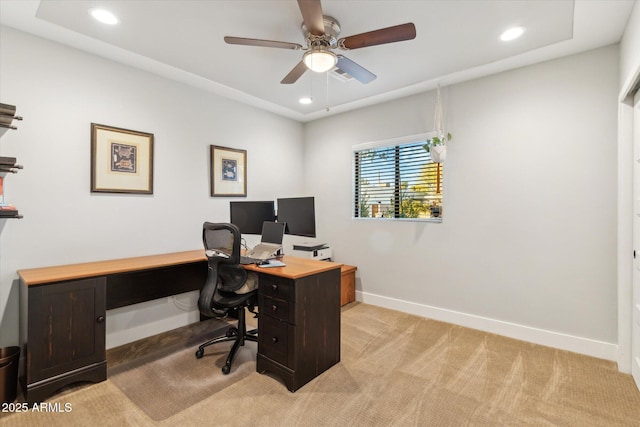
[303,48,337,73]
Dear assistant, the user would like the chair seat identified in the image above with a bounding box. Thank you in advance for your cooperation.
[213,289,256,309]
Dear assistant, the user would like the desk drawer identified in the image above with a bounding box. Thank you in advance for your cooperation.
[259,294,291,323]
[259,275,293,300]
[258,315,291,368]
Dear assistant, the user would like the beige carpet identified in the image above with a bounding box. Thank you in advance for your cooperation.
[2,302,640,426]
[108,322,255,421]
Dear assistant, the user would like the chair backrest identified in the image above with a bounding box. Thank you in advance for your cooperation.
[202,222,241,265]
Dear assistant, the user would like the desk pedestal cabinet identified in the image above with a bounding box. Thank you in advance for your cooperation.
[257,268,341,392]
[20,277,107,403]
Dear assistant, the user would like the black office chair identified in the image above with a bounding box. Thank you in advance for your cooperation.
[195,222,258,374]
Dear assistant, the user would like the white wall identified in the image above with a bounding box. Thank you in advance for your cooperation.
[305,45,619,360]
[0,26,304,347]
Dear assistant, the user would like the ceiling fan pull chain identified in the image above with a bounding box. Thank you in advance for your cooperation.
[326,71,330,112]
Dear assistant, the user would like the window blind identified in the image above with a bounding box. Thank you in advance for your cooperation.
[353,140,443,220]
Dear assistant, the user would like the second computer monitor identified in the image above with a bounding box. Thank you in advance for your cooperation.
[276,197,316,238]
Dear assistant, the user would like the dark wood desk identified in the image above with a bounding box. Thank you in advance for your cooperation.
[244,256,341,391]
[17,250,341,402]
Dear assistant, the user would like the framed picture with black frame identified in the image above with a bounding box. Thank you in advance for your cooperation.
[90,123,154,194]
[210,145,247,197]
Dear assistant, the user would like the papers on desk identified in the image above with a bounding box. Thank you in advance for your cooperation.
[258,260,286,268]
[205,250,229,258]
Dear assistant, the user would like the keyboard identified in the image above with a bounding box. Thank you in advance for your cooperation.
[240,255,263,265]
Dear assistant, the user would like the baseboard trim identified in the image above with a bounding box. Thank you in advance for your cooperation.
[357,291,618,362]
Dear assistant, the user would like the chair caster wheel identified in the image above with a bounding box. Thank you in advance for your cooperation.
[222,365,231,375]
[195,349,204,359]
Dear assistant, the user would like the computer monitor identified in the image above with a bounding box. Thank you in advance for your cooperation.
[230,201,276,235]
[276,197,316,238]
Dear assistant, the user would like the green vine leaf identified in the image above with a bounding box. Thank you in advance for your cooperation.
[423,132,453,151]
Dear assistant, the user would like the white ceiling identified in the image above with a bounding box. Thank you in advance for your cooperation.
[0,0,635,122]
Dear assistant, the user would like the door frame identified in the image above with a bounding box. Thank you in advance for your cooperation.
[617,63,640,374]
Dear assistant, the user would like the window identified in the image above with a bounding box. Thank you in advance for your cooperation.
[353,134,443,221]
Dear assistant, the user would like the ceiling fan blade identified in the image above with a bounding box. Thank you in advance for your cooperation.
[297,0,325,35]
[281,61,308,84]
[338,23,416,50]
[336,55,376,84]
[224,36,302,50]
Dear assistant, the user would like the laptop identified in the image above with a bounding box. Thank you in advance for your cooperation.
[240,221,285,264]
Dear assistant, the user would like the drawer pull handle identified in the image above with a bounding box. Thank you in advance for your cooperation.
[272,305,278,312]
[272,337,278,343]
[271,284,278,292]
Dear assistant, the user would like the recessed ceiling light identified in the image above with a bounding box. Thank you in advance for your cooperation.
[89,8,119,25]
[299,97,313,105]
[500,26,525,42]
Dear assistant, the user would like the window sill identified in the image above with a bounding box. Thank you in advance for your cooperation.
[352,217,443,223]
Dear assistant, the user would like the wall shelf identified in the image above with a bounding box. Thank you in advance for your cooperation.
[0,102,23,219]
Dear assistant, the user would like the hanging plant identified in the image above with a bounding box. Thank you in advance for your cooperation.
[423,132,451,162]
[423,85,452,163]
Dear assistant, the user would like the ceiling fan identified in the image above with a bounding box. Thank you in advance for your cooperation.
[224,0,416,85]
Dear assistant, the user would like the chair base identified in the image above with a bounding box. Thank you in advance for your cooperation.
[195,308,257,374]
